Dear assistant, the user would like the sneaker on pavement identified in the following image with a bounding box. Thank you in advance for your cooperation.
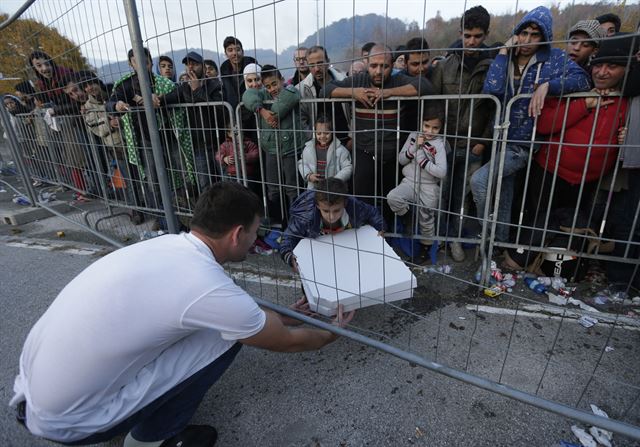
[450,241,465,262]
[159,425,218,447]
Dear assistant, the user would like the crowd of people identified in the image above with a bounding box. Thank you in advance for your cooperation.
[5,6,640,447]
[3,6,639,280]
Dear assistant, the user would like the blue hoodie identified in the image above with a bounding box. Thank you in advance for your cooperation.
[483,6,591,143]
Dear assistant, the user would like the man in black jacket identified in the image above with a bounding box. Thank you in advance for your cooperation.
[161,51,225,192]
[220,36,257,110]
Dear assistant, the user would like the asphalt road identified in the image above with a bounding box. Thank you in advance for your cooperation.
[2,241,640,447]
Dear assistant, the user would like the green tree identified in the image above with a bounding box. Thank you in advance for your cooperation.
[0,14,89,94]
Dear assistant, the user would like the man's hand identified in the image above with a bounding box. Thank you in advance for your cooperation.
[151,94,161,108]
[187,70,202,91]
[352,87,380,108]
[115,101,130,112]
[224,154,235,165]
[291,256,299,274]
[585,88,616,109]
[618,126,627,145]
[332,304,355,329]
[377,230,385,237]
[471,143,485,156]
[501,35,518,56]
[132,94,144,105]
[260,108,278,128]
[528,82,549,117]
[308,173,323,183]
[278,297,316,326]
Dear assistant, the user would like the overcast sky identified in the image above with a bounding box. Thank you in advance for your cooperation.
[1,0,613,67]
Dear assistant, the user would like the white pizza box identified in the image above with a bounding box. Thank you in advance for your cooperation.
[294,225,417,316]
[304,283,414,316]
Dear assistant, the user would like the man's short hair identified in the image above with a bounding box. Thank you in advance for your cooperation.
[315,178,348,205]
[260,64,282,80]
[127,47,152,62]
[190,182,263,237]
[307,45,329,62]
[595,13,622,32]
[203,59,218,71]
[159,55,174,65]
[461,5,490,33]
[295,46,308,53]
[224,36,243,50]
[405,37,430,53]
[361,42,376,55]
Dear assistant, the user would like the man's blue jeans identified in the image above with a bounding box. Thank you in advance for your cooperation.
[470,144,529,242]
[62,343,242,445]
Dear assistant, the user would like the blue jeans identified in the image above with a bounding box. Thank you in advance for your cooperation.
[62,343,242,445]
[470,144,529,242]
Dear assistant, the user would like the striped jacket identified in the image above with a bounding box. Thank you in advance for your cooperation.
[321,72,433,161]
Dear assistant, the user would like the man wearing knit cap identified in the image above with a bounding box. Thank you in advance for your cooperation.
[567,20,606,72]
[161,50,224,192]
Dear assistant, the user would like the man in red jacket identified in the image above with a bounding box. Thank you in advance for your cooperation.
[527,35,632,219]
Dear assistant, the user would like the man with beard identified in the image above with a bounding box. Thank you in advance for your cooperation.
[298,45,350,145]
[321,44,433,204]
[287,47,309,87]
[161,51,224,192]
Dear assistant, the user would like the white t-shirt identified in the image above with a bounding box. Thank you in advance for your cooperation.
[11,233,266,442]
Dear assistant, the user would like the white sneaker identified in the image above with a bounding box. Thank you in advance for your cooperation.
[450,241,465,262]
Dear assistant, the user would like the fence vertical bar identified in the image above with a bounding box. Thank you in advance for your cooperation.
[122,0,178,234]
[0,101,38,206]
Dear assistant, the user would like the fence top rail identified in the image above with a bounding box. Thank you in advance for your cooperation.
[0,0,36,32]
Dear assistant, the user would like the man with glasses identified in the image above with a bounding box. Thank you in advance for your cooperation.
[287,47,309,87]
[298,45,350,146]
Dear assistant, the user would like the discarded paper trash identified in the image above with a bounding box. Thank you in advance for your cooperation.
[570,425,596,447]
[578,316,598,328]
[294,226,417,316]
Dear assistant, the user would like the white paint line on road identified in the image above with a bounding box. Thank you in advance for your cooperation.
[2,236,109,256]
[467,305,640,331]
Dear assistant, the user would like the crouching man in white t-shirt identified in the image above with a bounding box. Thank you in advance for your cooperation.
[10,181,354,447]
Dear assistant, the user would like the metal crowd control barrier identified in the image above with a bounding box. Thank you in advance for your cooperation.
[1,0,639,440]
[486,92,639,286]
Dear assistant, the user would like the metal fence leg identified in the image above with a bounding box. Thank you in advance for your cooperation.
[123,0,178,234]
[0,101,38,205]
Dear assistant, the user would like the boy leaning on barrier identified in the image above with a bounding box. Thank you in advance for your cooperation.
[280,178,385,272]
[387,106,449,264]
[242,64,305,223]
[471,6,591,244]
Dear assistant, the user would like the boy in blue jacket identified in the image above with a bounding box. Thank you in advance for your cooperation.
[280,178,385,271]
[470,6,590,243]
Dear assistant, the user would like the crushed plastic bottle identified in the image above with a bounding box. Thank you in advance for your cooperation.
[12,196,31,206]
[525,277,547,294]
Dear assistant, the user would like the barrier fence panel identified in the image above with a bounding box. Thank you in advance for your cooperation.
[1,0,640,442]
